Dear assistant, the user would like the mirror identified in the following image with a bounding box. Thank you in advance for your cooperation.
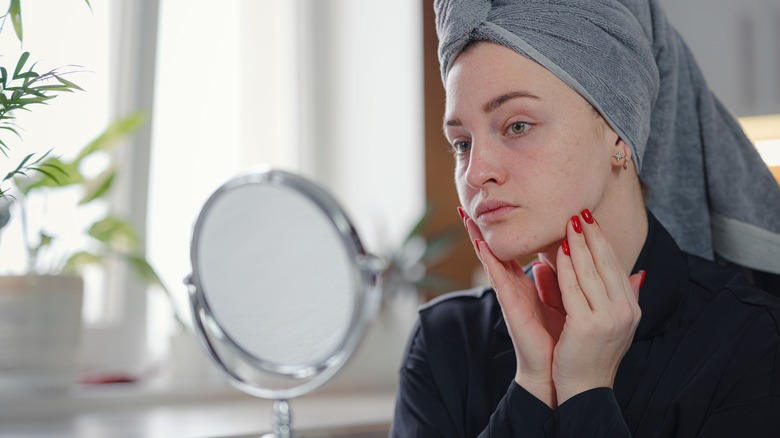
[186,170,384,438]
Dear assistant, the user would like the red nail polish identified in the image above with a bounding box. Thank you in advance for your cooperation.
[571,215,582,234]
[581,209,594,224]
[474,239,480,249]
[640,270,647,288]
[457,206,465,221]
[562,239,570,255]
[532,261,543,266]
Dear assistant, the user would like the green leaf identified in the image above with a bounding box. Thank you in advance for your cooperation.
[12,52,30,80]
[24,97,54,107]
[0,125,21,138]
[32,84,77,93]
[84,0,93,12]
[30,231,55,257]
[62,251,103,273]
[1,67,7,87]
[54,74,84,92]
[15,70,39,81]
[76,112,145,161]
[79,168,116,204]
[124,253,164,287]
[28,165,61,184]
[32,231,54,252]
[87,216,138,247]
[19,156,82,194]
[4,153,36,182]
[15,152,34,168]
[28,148,58,166]
[12,96,53,105]
[9,0,23,43]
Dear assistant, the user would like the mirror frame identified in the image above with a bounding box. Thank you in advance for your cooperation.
[187,170,383,400]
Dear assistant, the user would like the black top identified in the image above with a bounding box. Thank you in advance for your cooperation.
[391,213,780,437]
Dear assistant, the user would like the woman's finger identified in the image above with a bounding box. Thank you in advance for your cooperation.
[533,261,565,314]
[578,210,631,305]
[459,207,485,264]
[628,270,645,300]
[565,215,611,310]
[555,242,591,317]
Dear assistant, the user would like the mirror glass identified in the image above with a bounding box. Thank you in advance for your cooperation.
[197,182,354,368]
[188,170,381,403]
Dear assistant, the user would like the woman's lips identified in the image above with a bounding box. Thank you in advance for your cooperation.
[474,201,517,223]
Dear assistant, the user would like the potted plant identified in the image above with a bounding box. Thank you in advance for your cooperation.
[0,0,168,392]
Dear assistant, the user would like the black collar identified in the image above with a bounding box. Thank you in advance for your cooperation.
[631,211,687,340]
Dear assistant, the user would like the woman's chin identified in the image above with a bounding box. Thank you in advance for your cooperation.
[484,240,534,262]
[484,235,561,263]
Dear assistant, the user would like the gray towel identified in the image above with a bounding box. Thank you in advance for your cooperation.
[435,0,780,275]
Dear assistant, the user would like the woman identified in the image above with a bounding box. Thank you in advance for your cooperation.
[391,0,780,436]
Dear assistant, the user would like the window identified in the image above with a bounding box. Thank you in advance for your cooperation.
[147,0,424,365]
[1,0,424,381]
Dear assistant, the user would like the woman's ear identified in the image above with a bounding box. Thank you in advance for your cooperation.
[611,138,631,170]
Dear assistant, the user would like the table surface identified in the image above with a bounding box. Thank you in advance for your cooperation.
[0,382,396,438]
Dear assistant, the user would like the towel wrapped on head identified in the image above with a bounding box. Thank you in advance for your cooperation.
[435,0,780,277]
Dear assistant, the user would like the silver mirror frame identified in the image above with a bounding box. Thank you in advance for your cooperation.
[186,170,384,401]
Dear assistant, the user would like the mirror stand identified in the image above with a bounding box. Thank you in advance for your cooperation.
[260,399,294,438]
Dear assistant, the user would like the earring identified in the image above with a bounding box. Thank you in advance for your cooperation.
[613,151,628,170]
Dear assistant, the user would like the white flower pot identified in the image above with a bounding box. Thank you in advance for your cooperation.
[0,275,84,392]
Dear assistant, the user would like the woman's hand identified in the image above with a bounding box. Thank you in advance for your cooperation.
[459,207,565,408]
[551,210,643,404]
[459,207,644,408]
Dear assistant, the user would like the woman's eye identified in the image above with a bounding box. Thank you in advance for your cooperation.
[451,140,471,154]
[507,122,529,135]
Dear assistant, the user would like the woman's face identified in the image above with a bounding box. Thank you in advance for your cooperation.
[444,42,618,261]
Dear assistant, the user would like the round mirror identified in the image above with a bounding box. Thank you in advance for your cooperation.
[186,170,383,436]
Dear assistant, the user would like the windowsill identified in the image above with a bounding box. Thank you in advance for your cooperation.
[0,377,242,419]
[0,378,396,437]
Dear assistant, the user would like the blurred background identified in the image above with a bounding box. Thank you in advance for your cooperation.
[0,0,778,437]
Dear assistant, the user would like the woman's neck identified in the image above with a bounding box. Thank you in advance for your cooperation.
[539,172,648,276]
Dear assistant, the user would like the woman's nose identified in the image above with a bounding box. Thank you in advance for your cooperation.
[464,138,506,188]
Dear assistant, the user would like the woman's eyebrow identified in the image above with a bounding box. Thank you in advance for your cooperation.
[444,90,541,130]
[482,90,540,113]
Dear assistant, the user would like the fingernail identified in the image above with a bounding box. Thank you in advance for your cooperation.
[457,206,465,221]
[532,261,543,266]
[640,270,646,288]
[571,215,582,234]
[581,209,594,224]
[562,239,570,255]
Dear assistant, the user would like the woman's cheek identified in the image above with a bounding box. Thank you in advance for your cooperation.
[455,175,471,207]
